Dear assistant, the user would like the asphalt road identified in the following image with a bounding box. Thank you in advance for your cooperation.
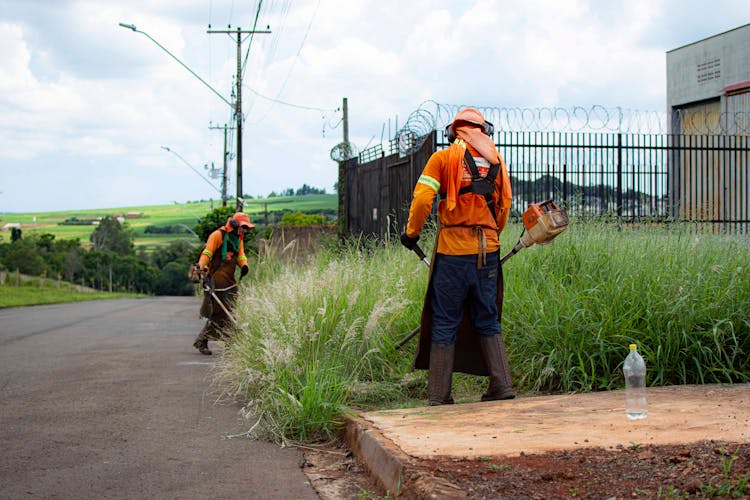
[0,297,319,499]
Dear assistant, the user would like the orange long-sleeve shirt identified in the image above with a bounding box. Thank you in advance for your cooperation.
[405,143,512,255]
[198,229,248,270]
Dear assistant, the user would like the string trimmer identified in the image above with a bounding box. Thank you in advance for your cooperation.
[395,199,569,349]
[201,274,240,328]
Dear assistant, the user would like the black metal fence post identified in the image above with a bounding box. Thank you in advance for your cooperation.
[617,132,623,219]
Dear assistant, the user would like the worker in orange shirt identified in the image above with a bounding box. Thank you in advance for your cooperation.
[401,108,515,406]
[189,212,254,355]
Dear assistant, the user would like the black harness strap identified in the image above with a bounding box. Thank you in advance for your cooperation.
[457,149,499,220]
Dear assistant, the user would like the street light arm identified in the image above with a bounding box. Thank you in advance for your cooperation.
[118,22,233,109]
[161,146,223,195]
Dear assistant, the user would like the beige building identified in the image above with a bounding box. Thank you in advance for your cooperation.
[667,23,750,134]
[666,24,749,228]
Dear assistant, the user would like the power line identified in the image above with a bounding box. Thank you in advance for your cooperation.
[207,25,271,210]
[260,0,291,72]
[244,85,337,112]
[261,0,320,120]
[243,0,291,118]
[241,0,264,75]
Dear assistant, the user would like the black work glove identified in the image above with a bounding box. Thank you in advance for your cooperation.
[400,233,419,250]
[240,265,249,280]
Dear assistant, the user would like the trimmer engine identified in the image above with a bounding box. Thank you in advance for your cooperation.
[501,200,569,264]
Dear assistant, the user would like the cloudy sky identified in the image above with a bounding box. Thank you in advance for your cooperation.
[1,0,749,212]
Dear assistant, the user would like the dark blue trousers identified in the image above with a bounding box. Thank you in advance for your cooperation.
[430,251,501,345]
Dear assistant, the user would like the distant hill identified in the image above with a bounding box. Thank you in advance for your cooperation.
[0,195,338,250]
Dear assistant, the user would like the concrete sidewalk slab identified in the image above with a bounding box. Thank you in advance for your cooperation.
[345,384,750,497]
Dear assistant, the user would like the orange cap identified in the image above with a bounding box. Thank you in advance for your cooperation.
[230,212,255,230]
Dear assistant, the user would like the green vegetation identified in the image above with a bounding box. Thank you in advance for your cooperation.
[0,194,338,303]
[0,273,139,308]
[222,237,424,443]
[510,221,750,393]
[0,218,180,296]
[278,211,328,227]
[220,222,750,444]
[702,447,750,497]
[0,194,337,251]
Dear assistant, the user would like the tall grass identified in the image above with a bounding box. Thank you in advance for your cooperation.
[219,222,750,444]
[220,236,426,444]
[505,221,750,393]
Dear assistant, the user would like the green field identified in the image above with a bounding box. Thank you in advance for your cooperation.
[0,279,141,308]
[1,195,337,250]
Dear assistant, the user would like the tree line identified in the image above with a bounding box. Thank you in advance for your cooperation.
[266,183,327,198]
[0,207,263,296]
[0,216,197,295]
[0,195,341,296]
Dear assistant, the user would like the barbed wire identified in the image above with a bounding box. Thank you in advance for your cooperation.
[339,100,750,162]
[395,101,669,138]
[389,100,750,157]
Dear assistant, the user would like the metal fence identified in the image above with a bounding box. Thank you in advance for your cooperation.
[339,130,750,238]
[485,132,749,232]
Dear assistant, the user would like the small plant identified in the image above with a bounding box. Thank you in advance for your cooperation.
[357,486,392,499]
[702,448,750,497]
[656,484,681,499]
[278,211,327,227]
[487,463,510,471]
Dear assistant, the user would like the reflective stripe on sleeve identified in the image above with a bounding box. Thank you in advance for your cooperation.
[202,249,213,258]
[417,174,440,192]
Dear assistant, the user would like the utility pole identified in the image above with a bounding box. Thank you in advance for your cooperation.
[209,123,234,207]
[207,25,271,211]
[337,97,349,240]
[343,97,349,147]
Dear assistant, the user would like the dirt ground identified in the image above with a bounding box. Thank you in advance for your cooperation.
[326,385,750,498]
[304,440,750,499]
[302,442,387,498]
[421,441,750,499]
[303,440,750,499]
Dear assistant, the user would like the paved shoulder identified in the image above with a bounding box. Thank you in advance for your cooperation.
[0,297,318,499]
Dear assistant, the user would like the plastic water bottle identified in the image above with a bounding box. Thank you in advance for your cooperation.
[623,344,647,419]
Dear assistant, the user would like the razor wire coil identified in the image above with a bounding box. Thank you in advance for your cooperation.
[385,100,750,157]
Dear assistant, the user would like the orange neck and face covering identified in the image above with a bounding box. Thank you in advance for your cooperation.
[444,125,501,211]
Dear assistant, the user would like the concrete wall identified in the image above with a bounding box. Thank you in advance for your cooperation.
[667,23,750,108]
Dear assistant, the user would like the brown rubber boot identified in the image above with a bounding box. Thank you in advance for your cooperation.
[193,339,212,355]
[428,342,455,406]
[479,334,516,401]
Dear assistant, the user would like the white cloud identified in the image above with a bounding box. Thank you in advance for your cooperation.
[1,0,749,211]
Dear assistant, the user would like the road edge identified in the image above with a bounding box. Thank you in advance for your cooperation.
[344,414,466,499]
